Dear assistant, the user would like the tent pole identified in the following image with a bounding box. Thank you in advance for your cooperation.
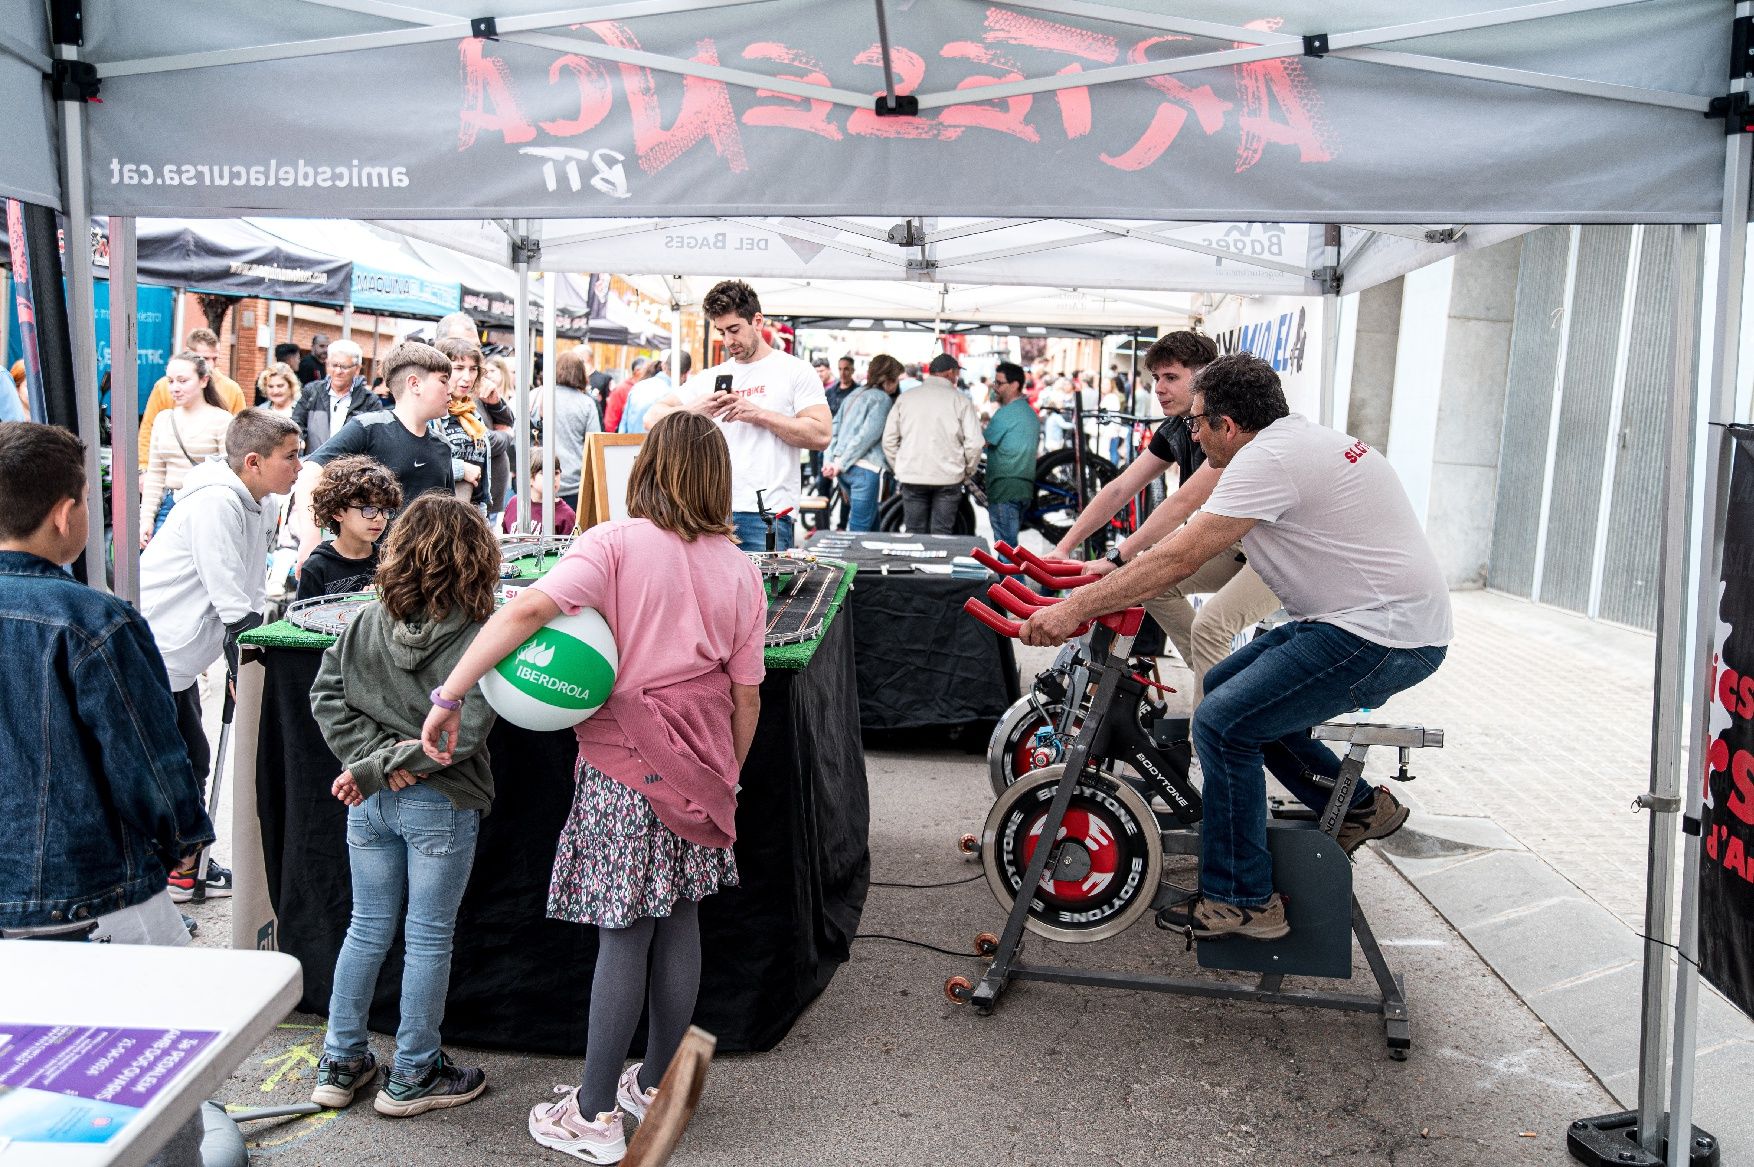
[1663,122,1751,1167]
[109,218,141,607]
[174,287,187,346]
[871,0,900,109]
[55,43,108,591]
[541,272,557,537]
[512,221,535,535]
[0,268,10,370]
[1319,224,1342,429]
[341,302,353,341]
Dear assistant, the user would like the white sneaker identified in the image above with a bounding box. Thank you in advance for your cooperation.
[528,1086,625,1163]
[616,1062,657,1121]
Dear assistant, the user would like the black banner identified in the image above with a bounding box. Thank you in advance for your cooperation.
[1700,428,1754,1020]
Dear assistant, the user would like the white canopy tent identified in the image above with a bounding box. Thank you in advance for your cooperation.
[2,3,1745,1162]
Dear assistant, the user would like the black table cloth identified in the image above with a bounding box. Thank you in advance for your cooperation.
[806,532,1020,730]
[251,610,868,1054]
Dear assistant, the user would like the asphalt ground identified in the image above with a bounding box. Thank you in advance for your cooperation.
[200,708,1616,1166]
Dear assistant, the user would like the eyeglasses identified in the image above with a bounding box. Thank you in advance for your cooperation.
[349,505,391,520]
[328,361,359,372]
[1185,413,1210,435]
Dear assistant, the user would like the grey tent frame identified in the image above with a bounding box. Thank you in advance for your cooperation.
[18,2,1749,1162]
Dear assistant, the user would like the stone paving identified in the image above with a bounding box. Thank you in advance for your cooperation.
[1356,589,1661,929]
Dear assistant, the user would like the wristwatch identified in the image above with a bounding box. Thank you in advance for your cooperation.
[1104,545,1127,568]
[429,687,463,711]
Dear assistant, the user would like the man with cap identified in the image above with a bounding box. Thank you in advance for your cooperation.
[881,353,984,535]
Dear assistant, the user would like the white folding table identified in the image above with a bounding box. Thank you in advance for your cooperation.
[0,943,300,1166]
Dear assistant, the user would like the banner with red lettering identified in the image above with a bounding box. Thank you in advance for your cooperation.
[64,0,1723,224]
[1700,428,1754,1021]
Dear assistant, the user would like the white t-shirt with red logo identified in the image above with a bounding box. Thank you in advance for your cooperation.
[674,349,827,514]
[1200,413,1452,648]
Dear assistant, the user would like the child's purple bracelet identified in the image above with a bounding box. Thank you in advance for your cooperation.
[429,687,462,711]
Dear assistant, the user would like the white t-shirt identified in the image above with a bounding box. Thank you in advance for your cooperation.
[1201,413,1452,648]
[674,349,827,513]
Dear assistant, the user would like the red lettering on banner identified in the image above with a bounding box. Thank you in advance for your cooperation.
[541,55,614,137]
[1100,36,1231,172]
[1053,65,1093,138]
[981,9,1114,138]
[1720,666,1740,715]
[1731,748,1754,826]
[741,43,842,140]
[1725,832,1749,881]
[939,43,1039,142]
[1742,674,1754,718]
[847,46,952,140]
[459,39,536,146]
[589,22,748,174]
[1233,18,1333,172]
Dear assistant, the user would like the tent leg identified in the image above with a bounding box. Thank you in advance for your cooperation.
[1319,224,1342,430]
[512,221,534,535]
[1662,128,1750,1167]
[55,46,107,591]
[341,302,353,341]
[541,271,557,536]
[109,217,141,607]
[1618,225,1699,1153]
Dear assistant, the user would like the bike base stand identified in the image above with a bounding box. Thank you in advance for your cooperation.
[1566,1111,1720,1166]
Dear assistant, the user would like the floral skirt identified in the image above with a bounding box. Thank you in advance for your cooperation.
[546,756,739,929]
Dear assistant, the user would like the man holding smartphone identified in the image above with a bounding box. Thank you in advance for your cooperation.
[646,280,831,551]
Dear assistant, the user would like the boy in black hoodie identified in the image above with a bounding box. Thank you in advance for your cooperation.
[295,455,403,601]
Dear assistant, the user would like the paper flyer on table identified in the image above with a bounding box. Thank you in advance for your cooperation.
[0,1024,218,1144]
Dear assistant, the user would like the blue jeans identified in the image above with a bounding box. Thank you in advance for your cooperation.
[731,509,794,552]
[324,783,481,1080]
[1192,620,1445,907]
[987,500,1023,550]
[842,466,881,532]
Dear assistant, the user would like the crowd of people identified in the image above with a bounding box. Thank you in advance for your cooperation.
[0,273,1453,1162]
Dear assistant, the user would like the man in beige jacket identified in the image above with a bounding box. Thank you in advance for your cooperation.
[881,353,984,534]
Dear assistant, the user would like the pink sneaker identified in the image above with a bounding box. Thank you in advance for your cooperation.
[528,1085,626,1163]
[616,1062,657,1121]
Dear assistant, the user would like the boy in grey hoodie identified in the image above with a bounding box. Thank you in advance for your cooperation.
[140,410,302,902]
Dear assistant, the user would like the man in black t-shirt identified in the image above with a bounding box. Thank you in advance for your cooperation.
[1050,331,1281,703]
[291,341,456,571]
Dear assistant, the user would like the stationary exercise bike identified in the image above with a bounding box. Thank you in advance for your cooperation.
[951,543,1444,1057]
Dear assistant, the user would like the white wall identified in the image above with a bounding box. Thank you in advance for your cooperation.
[1384,258,1456,528]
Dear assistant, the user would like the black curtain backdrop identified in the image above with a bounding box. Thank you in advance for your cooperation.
[254,611,869,1054]
[1701,429,1754,1021]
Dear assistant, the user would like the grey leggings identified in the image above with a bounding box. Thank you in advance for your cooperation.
[579,899,702,1115]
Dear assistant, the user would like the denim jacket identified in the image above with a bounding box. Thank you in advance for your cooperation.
[0,551,213,929]
[823,385,893,472]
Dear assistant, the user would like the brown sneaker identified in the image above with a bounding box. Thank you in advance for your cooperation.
[1157,892,1290,940]
[1335,786,1410,854]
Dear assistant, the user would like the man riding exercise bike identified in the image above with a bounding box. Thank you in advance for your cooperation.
[1019,354,1452,941]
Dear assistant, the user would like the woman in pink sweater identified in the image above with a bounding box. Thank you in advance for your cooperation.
[422,411,765,1163]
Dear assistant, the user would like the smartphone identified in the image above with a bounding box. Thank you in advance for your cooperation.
[714,374,734,395]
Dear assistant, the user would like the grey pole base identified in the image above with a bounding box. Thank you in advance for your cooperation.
[1566,1111,1720,1167]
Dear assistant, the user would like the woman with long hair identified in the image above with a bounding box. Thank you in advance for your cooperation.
[423,412,764,1163]
[140,350,231,546]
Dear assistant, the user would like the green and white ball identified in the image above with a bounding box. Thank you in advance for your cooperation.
[479,608,618,732]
